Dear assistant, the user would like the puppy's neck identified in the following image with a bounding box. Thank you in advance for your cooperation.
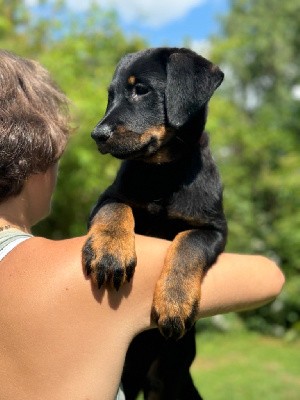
[142,105,208,165]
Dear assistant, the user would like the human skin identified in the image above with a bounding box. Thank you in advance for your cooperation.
[0,170,285,400]
[0,234,284,400]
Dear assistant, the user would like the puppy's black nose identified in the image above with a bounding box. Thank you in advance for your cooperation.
[91,124,112,143]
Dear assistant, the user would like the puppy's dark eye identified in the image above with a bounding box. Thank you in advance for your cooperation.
[134,83,149,96]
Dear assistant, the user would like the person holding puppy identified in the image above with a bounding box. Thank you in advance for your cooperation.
[0,49,284,400]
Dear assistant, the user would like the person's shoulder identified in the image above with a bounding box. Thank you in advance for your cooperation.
[26,235,89,282]
[13,234,169,335]
[1,234,87,288]
[25,235,86,263]
[29,234,87,249]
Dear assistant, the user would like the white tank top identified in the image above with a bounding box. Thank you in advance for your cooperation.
[0,228,33,261]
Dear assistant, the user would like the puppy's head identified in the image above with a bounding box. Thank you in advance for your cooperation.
[92,47,223,163]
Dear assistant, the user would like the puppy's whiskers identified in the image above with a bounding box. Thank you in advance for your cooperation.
[174,135,192,150]
[174,135,185,144]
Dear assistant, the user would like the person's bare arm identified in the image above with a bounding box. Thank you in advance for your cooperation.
[53,234,284,338]
[125,235,285,333]
[198,252,285,318]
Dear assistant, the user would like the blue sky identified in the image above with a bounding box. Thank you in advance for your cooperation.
[113,0,229,47]
[28,0,229,49]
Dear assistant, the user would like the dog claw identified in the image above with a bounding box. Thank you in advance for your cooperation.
[96,268,106,289]
[126,258,137,282]
[82,237,94,277]
[85,263,91,276]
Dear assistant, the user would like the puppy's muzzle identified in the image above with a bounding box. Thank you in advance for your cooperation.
[91,124,112,144]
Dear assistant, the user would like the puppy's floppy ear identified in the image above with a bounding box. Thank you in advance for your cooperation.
[165,49,224,128]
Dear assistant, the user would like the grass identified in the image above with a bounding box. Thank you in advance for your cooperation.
[191,330,300,399]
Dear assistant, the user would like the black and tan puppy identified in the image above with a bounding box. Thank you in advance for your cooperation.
[83,47,227,399]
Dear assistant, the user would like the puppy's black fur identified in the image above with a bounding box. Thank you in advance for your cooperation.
[83,47,227,399]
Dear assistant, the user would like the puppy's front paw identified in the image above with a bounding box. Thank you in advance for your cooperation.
[82,230,136,290]
[151,275,200,340]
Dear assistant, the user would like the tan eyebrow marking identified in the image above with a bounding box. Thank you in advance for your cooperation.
[128,75,136,85]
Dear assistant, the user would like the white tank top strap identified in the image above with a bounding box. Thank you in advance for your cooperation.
[0,228,33,262]
[116,383,126,400]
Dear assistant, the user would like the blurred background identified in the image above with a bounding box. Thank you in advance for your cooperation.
[1,0,299,398]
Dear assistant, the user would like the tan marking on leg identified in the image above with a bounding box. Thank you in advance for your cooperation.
[83,203,136,288]
[152,231,204,338]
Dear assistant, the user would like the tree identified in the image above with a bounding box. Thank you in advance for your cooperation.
[207,0,300,335]
[0,0,31,51]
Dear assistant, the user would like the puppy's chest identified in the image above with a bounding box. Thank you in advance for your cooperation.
[146,198,166,215]
[133,188,200,224]
[144,195,190,218]
[118,159,206,228]
[132,195,199,240]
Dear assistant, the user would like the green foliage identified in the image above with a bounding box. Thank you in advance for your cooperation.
[207,0,300,334]
[0,0,31,53]
[208,97,300,277]
[213,0,300,122]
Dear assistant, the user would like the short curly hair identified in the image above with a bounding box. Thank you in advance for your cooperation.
[0,50,70,202]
